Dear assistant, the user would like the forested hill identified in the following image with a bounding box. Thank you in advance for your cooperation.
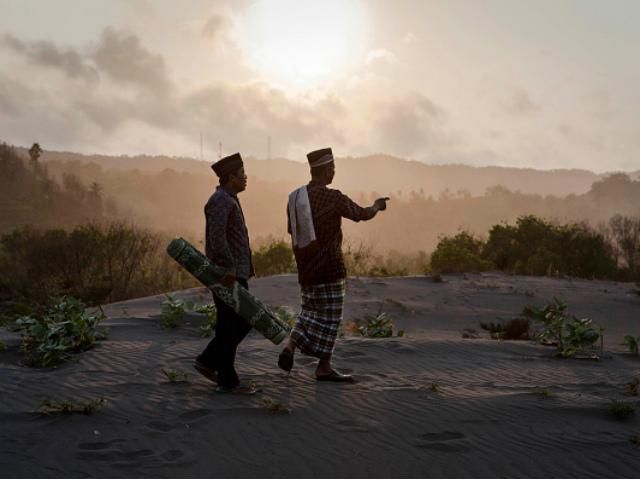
[13,145,618,197]
[4,142,640,254]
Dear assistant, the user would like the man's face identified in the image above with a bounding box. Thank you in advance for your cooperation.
[231,166,248,193]
[326,162,335,185]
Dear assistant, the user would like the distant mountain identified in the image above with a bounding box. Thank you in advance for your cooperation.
[4,143,640,254]
[14,146,606,197]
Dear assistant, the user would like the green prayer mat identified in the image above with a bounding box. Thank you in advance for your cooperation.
[167,237,291,345]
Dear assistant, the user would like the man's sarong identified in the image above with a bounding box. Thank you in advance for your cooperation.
[290,280,346,357]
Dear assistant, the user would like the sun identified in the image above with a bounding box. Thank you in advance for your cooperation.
[237,0,368,88]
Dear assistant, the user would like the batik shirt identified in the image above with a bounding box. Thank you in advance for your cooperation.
[205,186,254,280]
[288,181,375,286]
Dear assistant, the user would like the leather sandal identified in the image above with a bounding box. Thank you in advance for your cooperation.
[316,369,355,383]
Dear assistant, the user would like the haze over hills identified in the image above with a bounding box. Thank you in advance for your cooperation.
[17,146,617,197]
[5,143,640,255]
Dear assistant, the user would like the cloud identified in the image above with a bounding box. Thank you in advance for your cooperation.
[365,49,397,67]
[504,87,538,116]
[402,32,417,44]
[0,29,450,161]
[92,27,173,94]
[557,123,604,151]
[201,15,231,39]
[0,75,34,116]
[372,92,449,158]
[179,82,346,154]
[0,33,98,81]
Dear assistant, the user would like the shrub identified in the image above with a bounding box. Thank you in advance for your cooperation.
[343,241,427,277]
[15,296,107,367]
[480,318,530,340]
[0,301,34,327]
[483,216,616,278]
[430,231,491,273]
[253,238,296,276]
[607,215,640,277]
[343,240,376,276]
[0,223,199,306]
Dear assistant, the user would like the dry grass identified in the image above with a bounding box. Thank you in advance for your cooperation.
[259,396,291,414]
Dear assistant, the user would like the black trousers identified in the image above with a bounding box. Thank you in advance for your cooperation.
[197,279,252,388]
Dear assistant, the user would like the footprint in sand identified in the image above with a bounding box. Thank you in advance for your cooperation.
[162,449,185,461]
[146,420,173,432]
[415,431,471,452]
[340,351,367,358]
[335,418,374,433]
[76,448,154,462]
[77,439,125,451]
[179,408,212,422]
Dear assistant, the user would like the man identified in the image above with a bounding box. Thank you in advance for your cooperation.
[279,147,389,382]
[193,152,257,395]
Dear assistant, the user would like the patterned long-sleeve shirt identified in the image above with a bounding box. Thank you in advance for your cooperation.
[205,186,254,280]
[287,181,376,286]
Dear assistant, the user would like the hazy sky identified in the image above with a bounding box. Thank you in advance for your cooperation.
[1,0,639,172]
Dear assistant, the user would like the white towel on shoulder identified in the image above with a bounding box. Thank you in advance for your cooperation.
[288,186,316,249]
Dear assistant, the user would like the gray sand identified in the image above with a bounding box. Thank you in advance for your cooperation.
[1,273,639,478]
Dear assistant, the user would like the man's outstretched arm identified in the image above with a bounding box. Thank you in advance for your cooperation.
[337,192,390,222]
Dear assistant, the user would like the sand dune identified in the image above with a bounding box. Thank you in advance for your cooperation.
[1,273,639,478]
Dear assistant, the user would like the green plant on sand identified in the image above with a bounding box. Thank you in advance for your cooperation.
[160,294,194,329]
[160,296,220,335]
[162,368,190,383]
[269,305,297,327]
[623,335,639,356]
[356,307,404,338]
[14,296,107,367]
[461,328,480,339]
[194,303,217,337]
[609,400,636,420]
[532,387,553,397]
[35,397,107,416]
[523,298,602,358]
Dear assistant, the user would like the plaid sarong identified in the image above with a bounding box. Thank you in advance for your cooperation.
[290,280,346,358]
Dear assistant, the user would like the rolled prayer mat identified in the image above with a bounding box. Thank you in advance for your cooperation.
[166,237,291,345]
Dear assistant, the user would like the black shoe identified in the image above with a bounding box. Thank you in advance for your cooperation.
[193,360,218,384]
